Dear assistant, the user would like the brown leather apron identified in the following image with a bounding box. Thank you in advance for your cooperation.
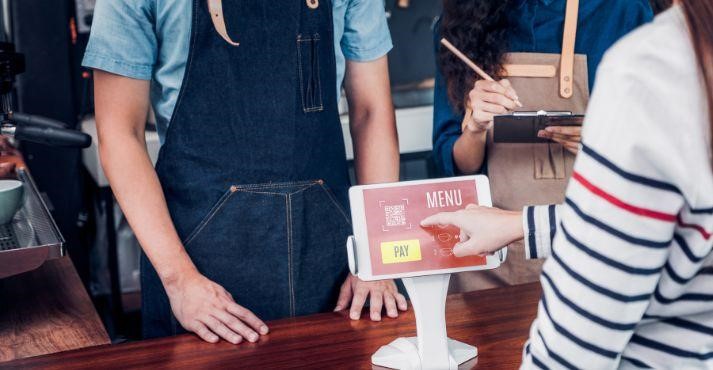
[450,0,589,292]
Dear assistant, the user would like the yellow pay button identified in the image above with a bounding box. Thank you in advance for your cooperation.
[381,240,422,264]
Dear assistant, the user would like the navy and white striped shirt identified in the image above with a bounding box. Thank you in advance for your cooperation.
[520,6,713,369]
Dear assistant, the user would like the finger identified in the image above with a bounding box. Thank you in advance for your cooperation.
[459,228,469,244]
[480,92,517,110]
[549,136,580,149]
[334,278,352,311]
[465,203,478,210]
[453,238,482,257]
[563,142,580,154]
[545,132,581,143]
[421,212,458,227]
[213,310,259,343]
[369,291,383,321]
[497,79,521,103]
[478,80,507,95]
[349,287,368,320]
[383,292,398,318]
[225,302,269,335]
[544,126,581,136]
[395,293,408,311]
[473,100,509,115]
[191,321,220,343]
[201,315,242,344]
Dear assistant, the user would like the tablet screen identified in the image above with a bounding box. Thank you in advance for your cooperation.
[362,179,487,276]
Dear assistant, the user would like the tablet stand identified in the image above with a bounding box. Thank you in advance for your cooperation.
[371,274,477,370]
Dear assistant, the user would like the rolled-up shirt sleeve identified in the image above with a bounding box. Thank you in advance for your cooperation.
[341,0,393,62]
[82,0,157,80]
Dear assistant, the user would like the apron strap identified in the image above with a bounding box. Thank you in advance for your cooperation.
[559,0,579,98]
[503,64,556,78]
[207,0,240,46]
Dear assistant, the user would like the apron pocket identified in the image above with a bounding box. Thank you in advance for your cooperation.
[533,143,566,180]
[315,180,351,227]
[297,33,324,113]
[182,186,238,247]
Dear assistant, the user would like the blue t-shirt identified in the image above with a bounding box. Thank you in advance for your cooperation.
[82,0,393,144]
[432,0,653,177]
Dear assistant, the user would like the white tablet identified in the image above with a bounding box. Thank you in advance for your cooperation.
[346,175,504,281]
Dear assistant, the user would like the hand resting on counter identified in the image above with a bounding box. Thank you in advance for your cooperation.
[334,275,408,321]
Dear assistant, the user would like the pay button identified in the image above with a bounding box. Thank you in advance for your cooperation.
[380,240,422,264]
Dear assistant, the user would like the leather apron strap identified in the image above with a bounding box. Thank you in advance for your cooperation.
[207,0,240,46]
[503,0,579,98]
[559,0,579,98]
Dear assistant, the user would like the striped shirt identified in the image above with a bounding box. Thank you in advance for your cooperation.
[520,6,713,369]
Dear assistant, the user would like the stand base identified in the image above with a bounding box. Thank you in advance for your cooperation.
[372,337,477,370]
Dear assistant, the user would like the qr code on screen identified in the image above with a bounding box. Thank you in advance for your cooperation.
[384,204,407,227]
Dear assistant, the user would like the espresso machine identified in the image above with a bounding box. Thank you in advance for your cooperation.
[0,8,92,279]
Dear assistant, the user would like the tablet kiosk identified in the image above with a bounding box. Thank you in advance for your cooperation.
[345,175,504,370]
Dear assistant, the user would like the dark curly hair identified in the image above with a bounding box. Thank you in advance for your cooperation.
[439,0,513,112]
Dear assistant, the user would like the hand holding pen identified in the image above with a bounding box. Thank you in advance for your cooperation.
[440,38,522,133]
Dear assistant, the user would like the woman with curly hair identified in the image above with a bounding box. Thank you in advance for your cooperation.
[433,0,654,291]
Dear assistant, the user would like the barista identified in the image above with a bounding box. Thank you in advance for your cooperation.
[84,0,405,343]
[432,0,653,291]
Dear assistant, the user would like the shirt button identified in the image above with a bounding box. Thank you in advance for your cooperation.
[306,0,319,9]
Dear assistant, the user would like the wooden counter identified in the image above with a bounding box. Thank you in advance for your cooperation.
[0,256,110,362]
[4,282,541,369]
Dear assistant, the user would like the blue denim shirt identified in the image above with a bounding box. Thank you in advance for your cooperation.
[432,0,653,177]
[82,0,392,144]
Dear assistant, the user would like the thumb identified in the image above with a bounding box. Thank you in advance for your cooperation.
[452,238,481,257]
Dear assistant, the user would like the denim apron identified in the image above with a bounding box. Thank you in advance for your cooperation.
[141,0,352,338]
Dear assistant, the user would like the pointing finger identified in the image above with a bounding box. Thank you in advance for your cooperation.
[420,212,457,228]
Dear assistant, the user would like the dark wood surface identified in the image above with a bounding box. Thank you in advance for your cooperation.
[0,256,110,362]
[4,282,541,369]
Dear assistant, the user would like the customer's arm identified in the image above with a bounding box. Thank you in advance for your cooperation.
[94,71,268,344]
[333,56,409,321]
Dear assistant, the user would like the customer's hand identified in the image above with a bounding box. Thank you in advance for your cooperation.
[420,204,524,257]
[334,275,408,321]
[465,79,521,132]
[538,126,581,154]
[165,271,268,344]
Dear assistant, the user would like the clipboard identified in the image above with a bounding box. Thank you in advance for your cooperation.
[493,110,584,143]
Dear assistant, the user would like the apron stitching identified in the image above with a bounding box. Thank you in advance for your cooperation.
[318,183,351,226]
[235,180,319,190]
[286,194,296,317]
[239,183,318,196]
[182,187,237,246]
[297,36,307,112]
[237,190,293,196]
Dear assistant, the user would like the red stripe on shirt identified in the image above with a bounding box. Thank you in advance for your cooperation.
[572,171,677,222]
